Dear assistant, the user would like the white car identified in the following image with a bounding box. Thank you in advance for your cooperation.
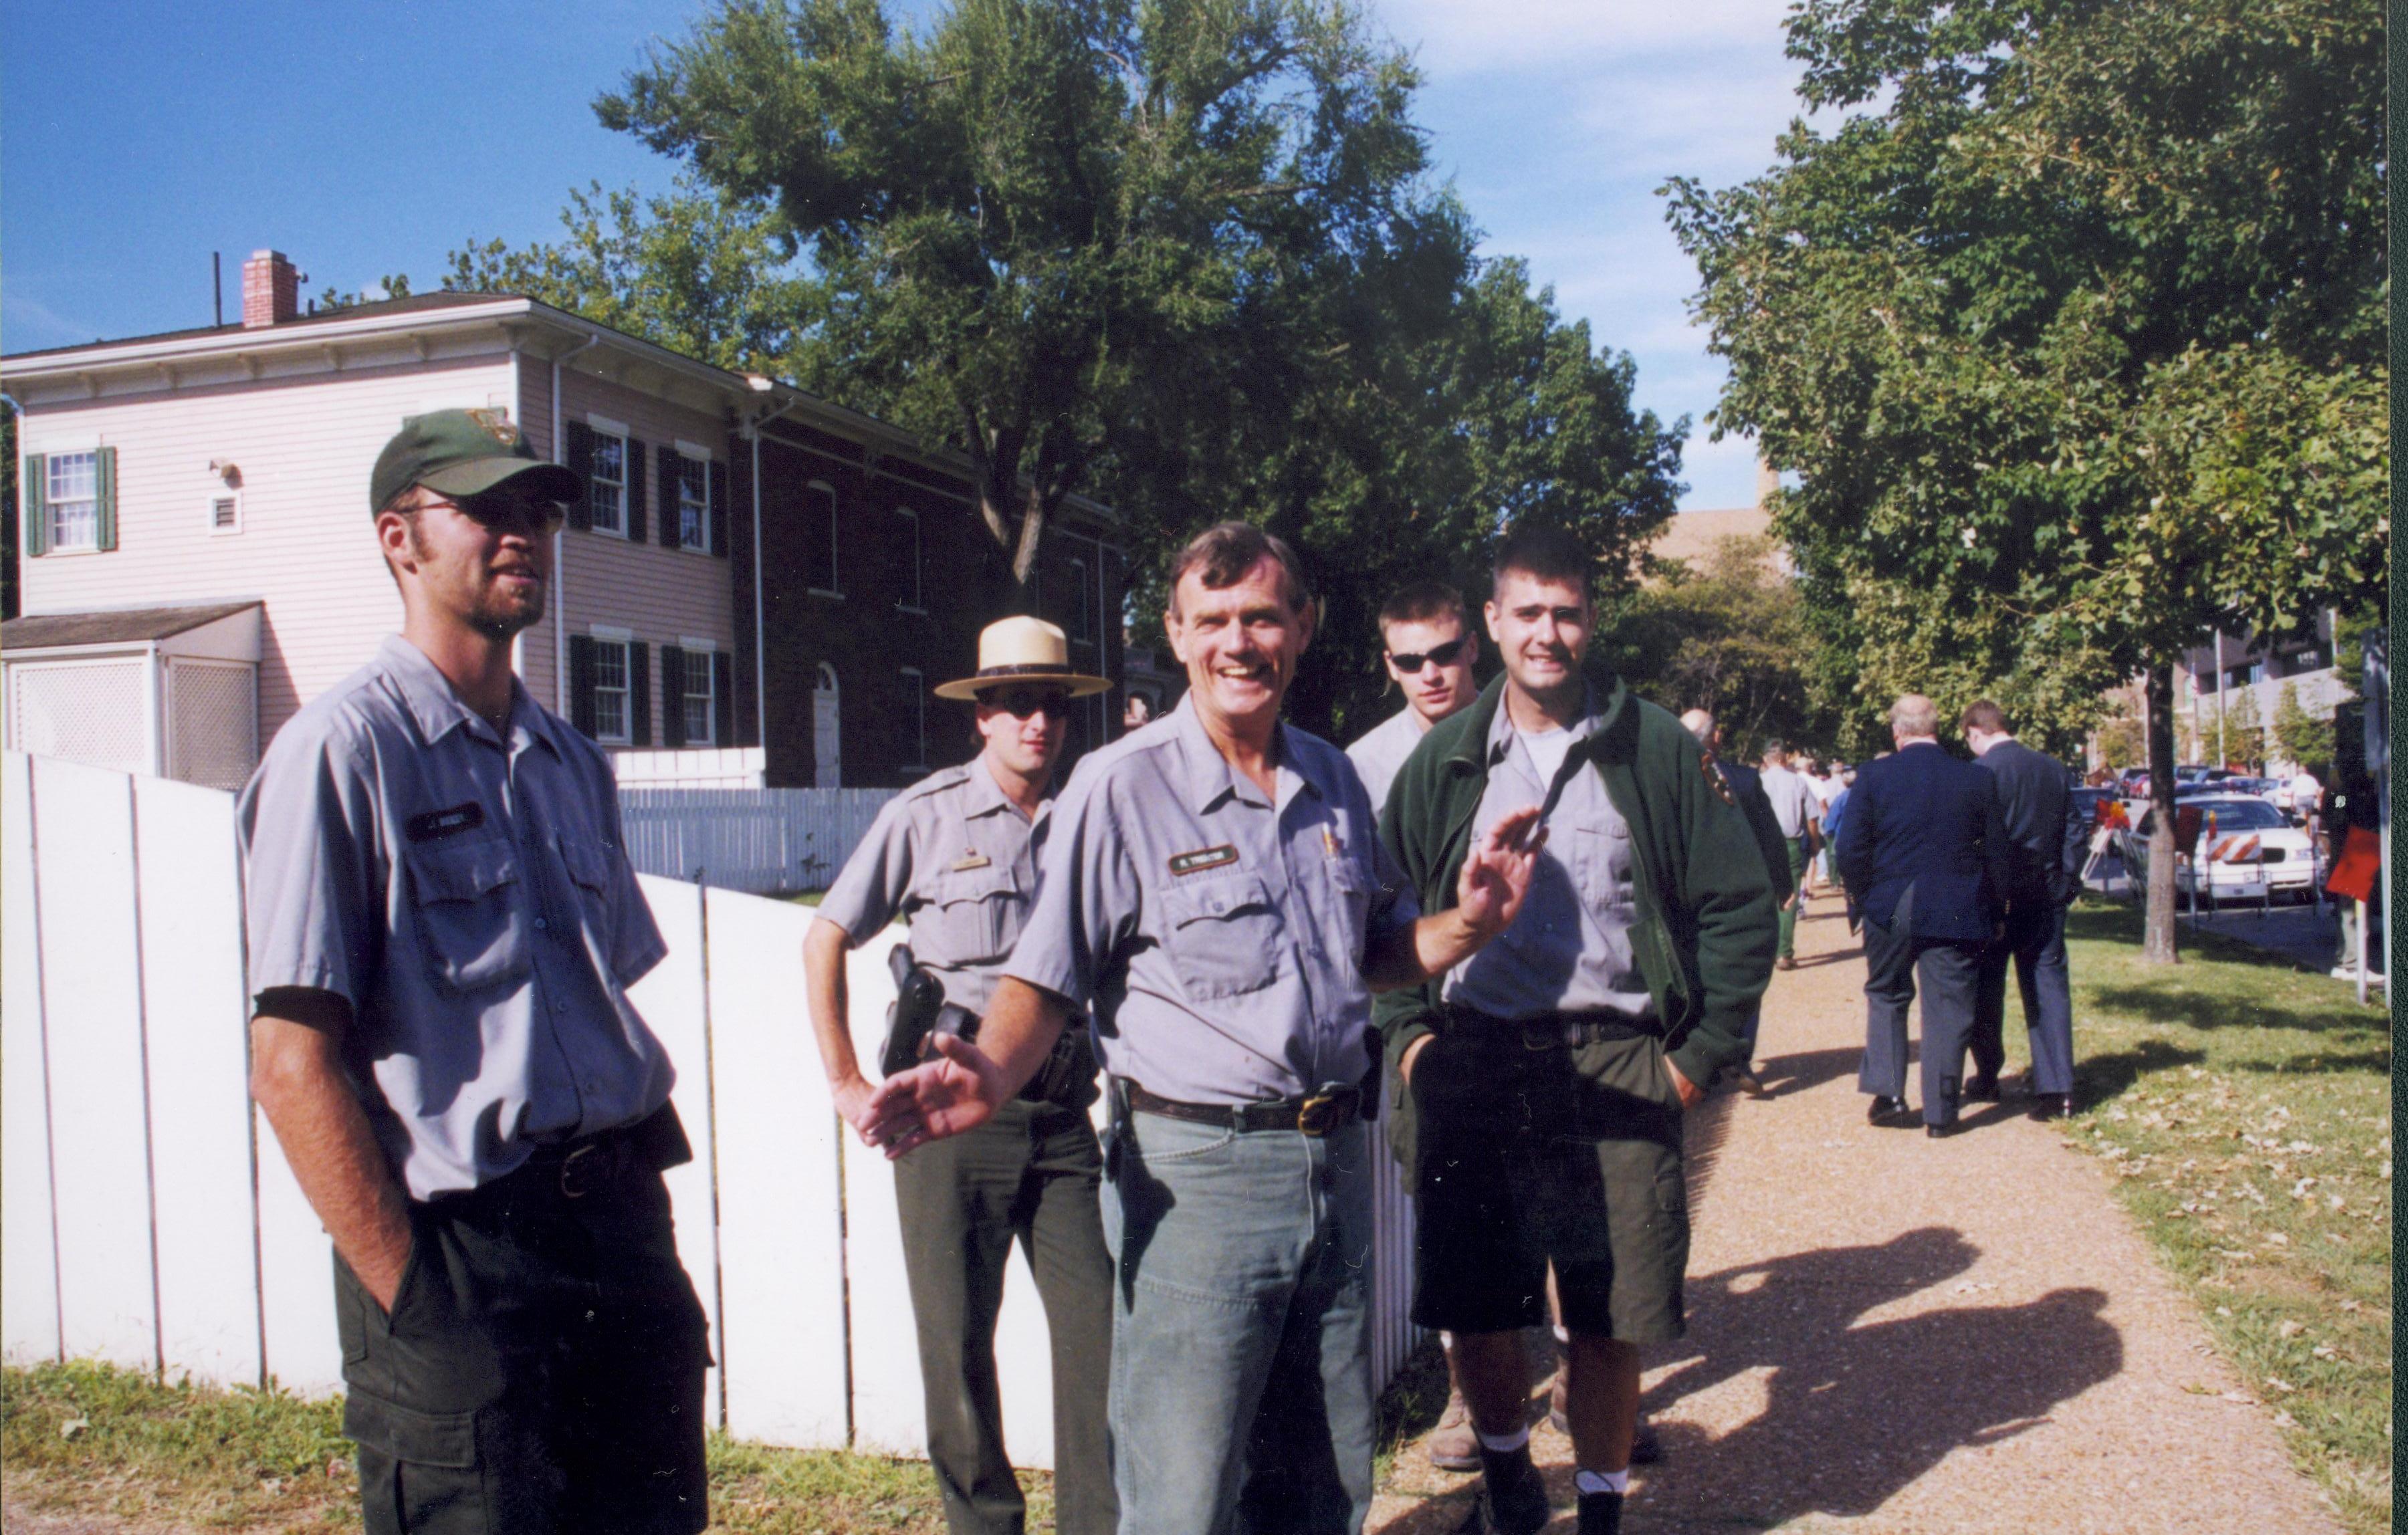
[2120,794,2320,905]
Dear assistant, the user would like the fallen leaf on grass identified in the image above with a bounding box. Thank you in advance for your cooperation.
[59,1417,89,1439]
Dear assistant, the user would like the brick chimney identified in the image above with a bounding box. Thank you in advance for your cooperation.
[241,249,299,328]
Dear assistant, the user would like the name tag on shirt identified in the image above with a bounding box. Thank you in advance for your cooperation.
[950,851,992,872]
[405,802,486,842]
[1169,844,1238,876]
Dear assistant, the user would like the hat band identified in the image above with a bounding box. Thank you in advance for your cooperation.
[972,663,1077,681]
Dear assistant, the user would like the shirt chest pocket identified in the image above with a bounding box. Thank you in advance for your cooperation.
[1160,870,1285,1002]
[1569,820,1638,915]
[1325,856,1374,964]
[920,864,1023,965]
[559,836,645,980]
[403,836,530,993]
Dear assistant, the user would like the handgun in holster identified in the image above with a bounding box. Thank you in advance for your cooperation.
[881,944,980,1078]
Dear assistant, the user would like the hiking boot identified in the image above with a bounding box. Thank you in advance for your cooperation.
[1426,1385,1480,1472]
[1460,1444,1549,1535]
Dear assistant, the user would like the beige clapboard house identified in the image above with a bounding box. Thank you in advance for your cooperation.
[4,250,1127,792]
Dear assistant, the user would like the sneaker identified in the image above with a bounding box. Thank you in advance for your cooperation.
[1426,1387,1481,1472]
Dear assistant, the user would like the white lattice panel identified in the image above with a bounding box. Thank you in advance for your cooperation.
[7,659,148,774]
[166,661,258,792]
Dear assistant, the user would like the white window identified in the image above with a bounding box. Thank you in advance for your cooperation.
[899,667,927,771]
[895,508,923,611]
[47,452,100,552]
[676,453,711,552]
[207,493,243,536]
[592,638,631,743]
[807,479,841,595]
[588,428,629,536]
[683,648,716,745]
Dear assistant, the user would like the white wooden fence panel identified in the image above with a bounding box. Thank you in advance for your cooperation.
[134,774,263,1385]
[838,931,925,1457]
[704,887,849,1446]
[3,751,62,1365]
[624,876,724,1427]
[37,760,160,1371]
[619,788,899,895]
[255,1105,345,1395]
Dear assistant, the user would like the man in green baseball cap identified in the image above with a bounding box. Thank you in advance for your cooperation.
[244,410,716,1533]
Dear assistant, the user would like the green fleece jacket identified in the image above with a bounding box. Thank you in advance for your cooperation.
[1374,671,1779,1187]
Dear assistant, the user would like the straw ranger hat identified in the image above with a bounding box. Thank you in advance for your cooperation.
[933,616,1114,701]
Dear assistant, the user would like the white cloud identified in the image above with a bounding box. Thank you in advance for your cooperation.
[3,289,101,351]
[1373,0,1793,75]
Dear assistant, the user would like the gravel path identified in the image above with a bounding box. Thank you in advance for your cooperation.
[1372,893,2342,1534]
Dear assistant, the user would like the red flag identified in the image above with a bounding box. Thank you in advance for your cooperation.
[2324,826,2381,902]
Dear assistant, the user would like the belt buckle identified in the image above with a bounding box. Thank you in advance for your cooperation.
[558,1142,600,1199]
[1296,1087,1350,1138]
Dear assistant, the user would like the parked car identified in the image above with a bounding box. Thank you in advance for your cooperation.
[2120,794,2318,905]
[2069,786,2120,836]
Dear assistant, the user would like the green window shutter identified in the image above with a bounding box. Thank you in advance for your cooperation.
[23,453,47,558]
[712,653,735,749]
[657,444,682,548]
[95,447,118,552]
[625,439,649,545]
[564,421,594,532]
[629,640,652,747]
[568,636,597,737]
[661,646,687,748]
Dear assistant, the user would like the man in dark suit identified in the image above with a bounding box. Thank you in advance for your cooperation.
[1832,695,2011,1136]
[1962,700,2084,1121]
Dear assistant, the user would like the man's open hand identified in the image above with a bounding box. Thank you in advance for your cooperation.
[857,1034,1006,1159]
[1456,804,1545,936]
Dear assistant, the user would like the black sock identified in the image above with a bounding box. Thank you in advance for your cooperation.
[1575,1487,1623,1535]
[1477,1443,1549,1535]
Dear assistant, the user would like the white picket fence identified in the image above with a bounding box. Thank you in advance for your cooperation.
[1,751,1421,1464]
[617,786,901,895]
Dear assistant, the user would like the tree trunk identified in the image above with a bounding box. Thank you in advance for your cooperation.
[2142,663,2181,964]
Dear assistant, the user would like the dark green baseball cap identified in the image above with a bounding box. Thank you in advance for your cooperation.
[370,408,584,515]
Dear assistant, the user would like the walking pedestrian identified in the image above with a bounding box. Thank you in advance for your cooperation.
[1757,744,1820,967]
[1962,701,2084,1120]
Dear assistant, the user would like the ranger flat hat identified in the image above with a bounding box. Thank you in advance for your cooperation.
[370,408,584,515]
[934,616,1113,701]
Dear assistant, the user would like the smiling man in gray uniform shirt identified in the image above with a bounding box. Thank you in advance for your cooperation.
[242,410,709,1535]
[862,522,1544,1535]
[805,617,1115,1535]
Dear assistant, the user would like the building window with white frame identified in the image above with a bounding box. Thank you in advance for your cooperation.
[683,648,716,745]
[676,453,710,552]
[588,428,629,536]
[896,507,923,611]
[592,638,631,741]
[899,667,927,771]
[46,451,102,551]
[806,479,840,594]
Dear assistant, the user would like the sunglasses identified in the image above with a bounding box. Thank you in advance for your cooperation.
[982,688,1073,720]
[1388,637,1468,673]
[453,493,566,538]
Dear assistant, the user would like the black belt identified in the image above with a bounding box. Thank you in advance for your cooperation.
[483,1102,691,1202]
[1446,1005,1654,1050]
[1125,1081,1363,1137]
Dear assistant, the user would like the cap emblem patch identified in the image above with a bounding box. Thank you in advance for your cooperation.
[466,408,520,447]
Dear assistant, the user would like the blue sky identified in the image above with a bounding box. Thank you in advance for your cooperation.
[2,0,1805,510]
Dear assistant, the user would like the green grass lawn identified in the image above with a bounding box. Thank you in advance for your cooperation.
[2052,899,2391,1533]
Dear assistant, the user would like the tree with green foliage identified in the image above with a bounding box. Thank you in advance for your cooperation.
[2223,687,2264,771]
[2093,707,2143,774]
[1666,0,2387,961]
[448,176,824,378]
[594,0,1441,595]
[2271,679,2336,773]
[1607,534,1819,760]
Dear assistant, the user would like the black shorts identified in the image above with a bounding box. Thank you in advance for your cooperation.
[1408,1021,1689,1342]
[334,1123,712,1535]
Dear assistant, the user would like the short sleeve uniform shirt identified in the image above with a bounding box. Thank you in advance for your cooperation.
[1345,707,1427,818]
[240,636,675,1201]
[1005,695,1419,1104]
[816,758,1047,1017]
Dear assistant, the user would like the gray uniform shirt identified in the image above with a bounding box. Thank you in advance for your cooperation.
[1345,706,1428,818]
[816,757,1047,1017]
[1759,764,1817,840]
[1004,695,1419,1104]
[1441,692,1654,1022]
[240,635,674,1201]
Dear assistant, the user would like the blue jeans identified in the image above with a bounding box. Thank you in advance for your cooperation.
[1101,1106,1376,1535]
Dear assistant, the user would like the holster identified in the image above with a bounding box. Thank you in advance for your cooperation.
[881,944,950,1078]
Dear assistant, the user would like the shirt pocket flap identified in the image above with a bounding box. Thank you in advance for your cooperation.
[558,835,617,895]
[934,864,1020,907]
[1162,870,1276,928]
[404,836,518,903]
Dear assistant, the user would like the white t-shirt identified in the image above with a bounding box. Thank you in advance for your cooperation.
[1521,724,1574,790]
